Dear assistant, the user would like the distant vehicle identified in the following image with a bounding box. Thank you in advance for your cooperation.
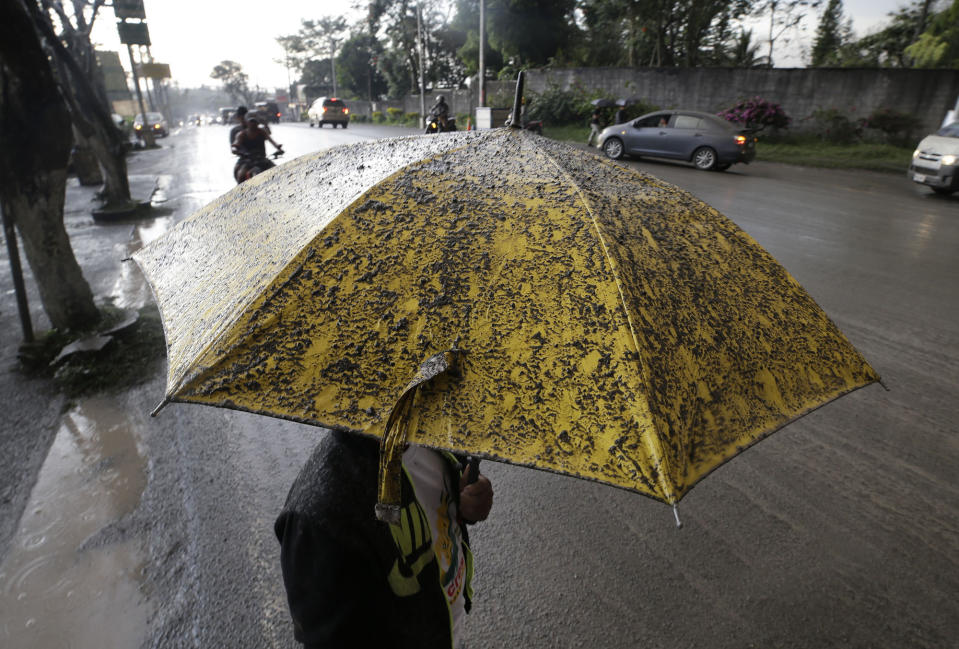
[308,97,350,128]
[255,101,282,124]
[599,110,756,171]
[219,107,235,125]
[908,121,959,195]
[133,112,169,138]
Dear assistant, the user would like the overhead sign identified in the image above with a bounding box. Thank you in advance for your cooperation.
[139,63,171,79]
[114,0,146,19]
[117,22,151,46]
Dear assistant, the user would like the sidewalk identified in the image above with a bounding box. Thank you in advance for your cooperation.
[0,151,166,561]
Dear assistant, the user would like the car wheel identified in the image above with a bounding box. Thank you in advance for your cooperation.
[603,138,624,160]
[693,146,718,171]
[932,187,955,195]
[343,123,348,129]
[309,122,314,127]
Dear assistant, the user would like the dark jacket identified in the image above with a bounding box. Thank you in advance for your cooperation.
[275,430,472,649]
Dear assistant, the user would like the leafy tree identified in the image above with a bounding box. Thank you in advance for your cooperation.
[725,28,765,67]
[904,0,959,67]
[751,0,822,67]
[211,60,253,105]
[575,0,753,68]
[277,17,349,94]
[335,31,388,100]
[810,0,846,65]
[1,0,100,331]
[834,1,925,67]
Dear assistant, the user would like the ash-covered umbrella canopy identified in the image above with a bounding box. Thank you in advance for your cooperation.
[133,128,878,506]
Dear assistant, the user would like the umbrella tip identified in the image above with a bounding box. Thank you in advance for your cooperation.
[672,504,683,529]
[150,398,170,417]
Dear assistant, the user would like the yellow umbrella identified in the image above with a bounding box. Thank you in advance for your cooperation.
[132,126,878,521]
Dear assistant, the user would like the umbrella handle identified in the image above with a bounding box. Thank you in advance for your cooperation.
[376,348,461,523]
[506,70,525,129]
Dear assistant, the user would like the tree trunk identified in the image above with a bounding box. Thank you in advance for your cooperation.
[71,128,104,186]
[30,4,133,208]
[1,0,100,331]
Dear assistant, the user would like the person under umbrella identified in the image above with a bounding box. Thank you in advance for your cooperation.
[275,429,493,648]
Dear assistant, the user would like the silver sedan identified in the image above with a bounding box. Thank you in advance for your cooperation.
[599,110,756,171]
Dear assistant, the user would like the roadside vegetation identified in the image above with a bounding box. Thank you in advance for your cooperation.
[18,304,166,399]
[535,86,917,173]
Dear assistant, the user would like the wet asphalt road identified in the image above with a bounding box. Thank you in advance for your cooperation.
[3,122,958,648]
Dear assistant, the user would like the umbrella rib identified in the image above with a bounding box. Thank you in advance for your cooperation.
[522,134,678,503]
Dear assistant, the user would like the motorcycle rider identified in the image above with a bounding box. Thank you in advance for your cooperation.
[232,117,283,183]
[229,105,272,148]
[429,94,450,131]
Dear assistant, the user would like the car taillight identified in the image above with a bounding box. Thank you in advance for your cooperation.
[322,107,328,113]
[734,135,747,145]
[343,108,349,114]
[276,112,281,117]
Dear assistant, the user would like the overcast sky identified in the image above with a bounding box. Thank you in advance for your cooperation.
[90,0,912,91]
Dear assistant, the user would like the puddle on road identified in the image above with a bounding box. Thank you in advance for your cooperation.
[110,218,174,310]
[0,398,153,648]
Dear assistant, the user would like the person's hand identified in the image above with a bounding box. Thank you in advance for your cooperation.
[459,462,493,523]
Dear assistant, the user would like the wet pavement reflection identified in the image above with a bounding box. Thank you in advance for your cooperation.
[0,398,152,648]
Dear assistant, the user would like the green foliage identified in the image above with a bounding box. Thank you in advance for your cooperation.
[811,0,847,66]
[404,112,420,125]
[386,107,403,120]
[862,108,915,145]
[809,108,859,144]
[371,111,384,123]
[335,32,388,100]
[904,0,959,68]
[836,1,924,67]
[526,85,592,125]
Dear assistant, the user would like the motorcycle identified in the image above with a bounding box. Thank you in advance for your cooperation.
[424,111,457,134]
[234,148,284,184]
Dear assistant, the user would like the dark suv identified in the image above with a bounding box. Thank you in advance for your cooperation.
[255,101,281,124]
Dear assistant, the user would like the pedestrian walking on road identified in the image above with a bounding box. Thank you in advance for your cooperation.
[587,111,602,147]
[275,430,493,648]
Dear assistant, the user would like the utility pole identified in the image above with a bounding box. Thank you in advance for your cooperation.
[1,206,33,342]
[126,43,154,146]
[330,38,338,96]
[418,3,426,128]
[479,0,486,108]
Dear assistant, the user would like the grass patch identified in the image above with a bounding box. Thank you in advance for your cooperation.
[544,123,591,144]
[18,303,166,398]
[755,141,913,172]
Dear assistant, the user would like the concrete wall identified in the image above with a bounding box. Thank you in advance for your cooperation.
[525,67,959,134]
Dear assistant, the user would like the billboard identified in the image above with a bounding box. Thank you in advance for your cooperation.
[139,63,171,79]
[114,0,146,19]
[117,22,151,46]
